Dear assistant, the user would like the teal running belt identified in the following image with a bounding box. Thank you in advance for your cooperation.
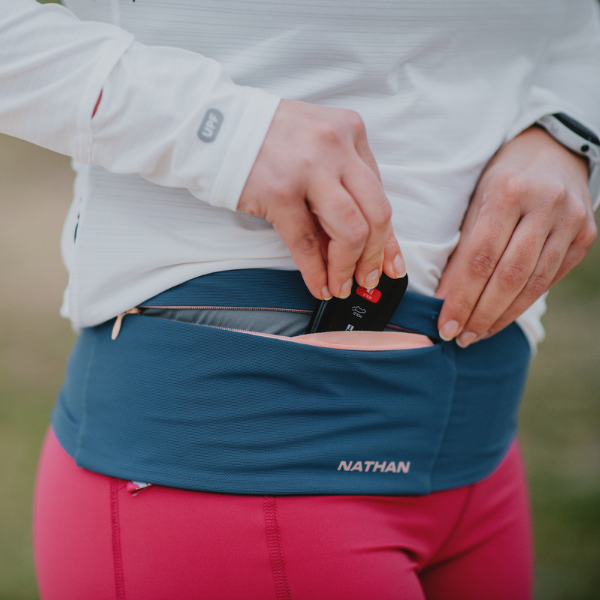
[52,269,531,495]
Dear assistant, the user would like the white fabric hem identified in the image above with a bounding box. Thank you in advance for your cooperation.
[209,90,281,211]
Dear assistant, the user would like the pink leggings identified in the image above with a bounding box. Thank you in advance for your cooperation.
[34,429,533,600]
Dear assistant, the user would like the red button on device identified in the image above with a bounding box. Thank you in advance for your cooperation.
[356,286,382,303]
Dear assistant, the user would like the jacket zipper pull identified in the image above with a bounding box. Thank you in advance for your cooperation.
[111,308,141,340]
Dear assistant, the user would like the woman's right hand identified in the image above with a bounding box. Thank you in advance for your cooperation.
[237,99,405,301]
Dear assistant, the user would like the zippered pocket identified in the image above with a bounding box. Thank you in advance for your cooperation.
[112,305,312,339]
[112,305,433,350]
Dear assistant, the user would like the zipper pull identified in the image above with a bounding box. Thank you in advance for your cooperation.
[111,308,141,340]
[126,481,154,495]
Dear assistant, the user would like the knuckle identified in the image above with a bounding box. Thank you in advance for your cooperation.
[541,181,569,204]
[451,297,476,318]
[571,203,589,225]
[524,273,549,297]
[295,230,321,255]
[494,173,528,205]
[360,248,384,267]
[575,221,598,250]
[345,218,369,244]
[264,178,293,203]
[316,121,344,146]
[343,110,366,136]
[466,251,496,280]
[297,153,317,173]
[496,263,528,289]
[373,201,393,228]
[335,202,369,242]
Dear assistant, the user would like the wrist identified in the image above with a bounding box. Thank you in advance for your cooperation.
[509,126,590,186]
[536,113,600,169]
[521,123,591,175]
[534,113,600,209]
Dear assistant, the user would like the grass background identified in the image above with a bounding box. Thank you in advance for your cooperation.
[2,2,600,596]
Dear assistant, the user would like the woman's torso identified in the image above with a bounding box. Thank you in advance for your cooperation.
[60,0,559,341]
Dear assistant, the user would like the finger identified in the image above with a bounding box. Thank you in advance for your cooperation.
[480,216,596,338]
[436,198,484,299]
[549,216,598,285]
[475,208,596,341]
[353,126,383,182]
[306,179,369,298]
[310,214,331,262]
[436,237,464,300]
[269,202,331,300]
[437,202,520,341]
[382,226,406,280]
[455,213,551,345]
[482,231,572,337]
[342,161,394,288]
[347,119,401,286]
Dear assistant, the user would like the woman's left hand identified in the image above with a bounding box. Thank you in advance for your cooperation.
[436,126,597,347]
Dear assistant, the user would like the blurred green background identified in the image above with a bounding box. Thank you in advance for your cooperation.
[2,1,600,599]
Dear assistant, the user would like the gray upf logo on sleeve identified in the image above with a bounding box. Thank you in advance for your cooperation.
[198,109,224,142]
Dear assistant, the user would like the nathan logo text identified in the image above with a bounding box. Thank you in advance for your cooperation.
[337,461,411,473]
[198,108,224,142]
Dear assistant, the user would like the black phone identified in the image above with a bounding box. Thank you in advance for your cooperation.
[306,273,408,334]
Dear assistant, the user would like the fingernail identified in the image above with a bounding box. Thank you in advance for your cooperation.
[456,331,477,348]
[393,254,407,278]
[439,320,459,341]
[340,278,353,298]
[480,331,491,340]
[364,269,379,288]
[321,285,332,301]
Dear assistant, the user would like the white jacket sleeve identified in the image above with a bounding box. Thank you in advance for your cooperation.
[505,0,600,208]
[0,0,280,211]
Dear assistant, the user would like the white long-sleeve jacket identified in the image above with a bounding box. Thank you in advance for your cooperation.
[1,0,600,346]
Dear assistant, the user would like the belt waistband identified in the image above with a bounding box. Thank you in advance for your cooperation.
[142,269,444,340]
[52,269,531,496]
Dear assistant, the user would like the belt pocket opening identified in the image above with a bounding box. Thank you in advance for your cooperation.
[117,306,434,351]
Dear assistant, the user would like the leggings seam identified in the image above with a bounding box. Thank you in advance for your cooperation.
[110,478,126,600]
[263,496,292,600]
[425,482,477,569]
